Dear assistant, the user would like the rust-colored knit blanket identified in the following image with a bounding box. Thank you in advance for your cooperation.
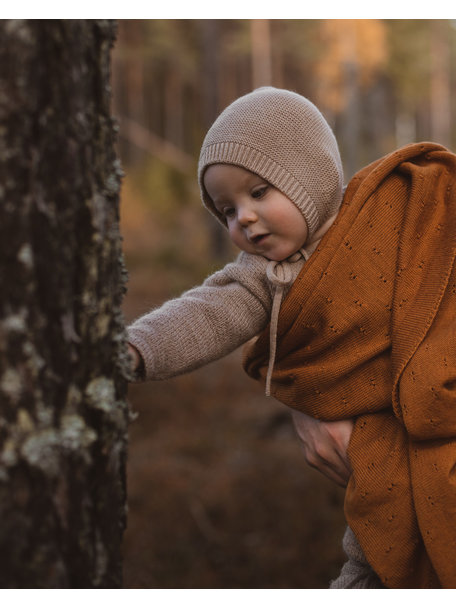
[244,142,456,588]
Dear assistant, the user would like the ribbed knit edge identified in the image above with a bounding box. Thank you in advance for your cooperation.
[198,142,320,238]
[127,327,158,381]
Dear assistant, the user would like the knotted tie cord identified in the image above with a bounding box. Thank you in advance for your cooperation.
[256,212,338,396]
[265,248,310,396]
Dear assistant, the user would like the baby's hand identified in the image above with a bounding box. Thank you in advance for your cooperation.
[127,343,141,374]
[291,410,354,487]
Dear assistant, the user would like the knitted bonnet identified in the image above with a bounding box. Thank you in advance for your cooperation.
[198,87,344,240]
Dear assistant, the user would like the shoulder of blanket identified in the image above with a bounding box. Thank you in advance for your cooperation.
[389,143,456,419]
[344,142,455,204]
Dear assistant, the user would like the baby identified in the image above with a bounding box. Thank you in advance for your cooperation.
[127,87,343,393]
[127,87,456,588]
[127,87,373,587]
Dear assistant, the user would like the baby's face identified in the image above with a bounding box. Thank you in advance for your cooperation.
[204,164,308,261]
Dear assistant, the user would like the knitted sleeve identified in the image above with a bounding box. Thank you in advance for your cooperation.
[127,252,274,381]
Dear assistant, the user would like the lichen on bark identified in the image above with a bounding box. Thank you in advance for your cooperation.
[0,20,129,588]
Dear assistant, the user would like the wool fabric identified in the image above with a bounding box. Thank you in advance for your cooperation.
[330,528,385,588]
[243,142,456,588]
[127,251,305,381]
[198,87,343,240]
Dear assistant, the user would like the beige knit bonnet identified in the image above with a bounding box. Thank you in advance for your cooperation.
[198,86,344,240]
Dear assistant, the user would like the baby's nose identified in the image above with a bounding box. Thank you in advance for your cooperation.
[237,204,257,226]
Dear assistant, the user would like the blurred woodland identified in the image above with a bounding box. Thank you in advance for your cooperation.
[114,20,456,588]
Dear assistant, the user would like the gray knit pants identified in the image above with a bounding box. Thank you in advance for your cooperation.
[330,527,385,589]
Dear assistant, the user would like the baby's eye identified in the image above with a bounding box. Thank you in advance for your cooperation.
[222,207,236,219]
[251,186,268,199]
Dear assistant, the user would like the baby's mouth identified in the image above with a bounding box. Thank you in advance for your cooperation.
[250,233,269,244]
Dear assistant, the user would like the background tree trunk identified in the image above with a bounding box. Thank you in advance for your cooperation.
[199,19,230,261]
[430,19,451,148]
[251,19,272,88]
[0,20,129,588]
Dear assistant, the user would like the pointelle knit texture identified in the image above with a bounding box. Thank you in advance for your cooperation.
[244,142,456,588]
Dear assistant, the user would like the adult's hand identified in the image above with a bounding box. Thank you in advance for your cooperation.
[291,410,354,487]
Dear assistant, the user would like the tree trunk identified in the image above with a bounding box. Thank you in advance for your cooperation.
[430,19,451,149]
[0,19,129,588]
[199,19,230,261]
[251,19,272,88]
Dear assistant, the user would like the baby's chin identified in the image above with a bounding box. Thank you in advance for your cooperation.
[264,246,305,262]
[261,252,297,262]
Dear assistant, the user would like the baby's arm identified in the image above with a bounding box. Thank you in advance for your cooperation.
[127,253,273,381]
[291,410,354,487]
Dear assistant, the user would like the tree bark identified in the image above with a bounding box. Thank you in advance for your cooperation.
[0,19,129,588]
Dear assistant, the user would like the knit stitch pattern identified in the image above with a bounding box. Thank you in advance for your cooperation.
[244,142,456,588]
[198,87,343,239]
[127,251,304,381]
[330,527,385,588]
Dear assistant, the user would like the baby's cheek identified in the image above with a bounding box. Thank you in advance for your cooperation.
[229,227,248,251]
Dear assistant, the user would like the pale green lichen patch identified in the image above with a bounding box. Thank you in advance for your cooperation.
[0,401,98,479]
[104,173,119,196]
[85,377,115,412]
[60,414,97,453]
[17,243,33,269]
[95,312,110,338]
[90,192,108,236]
[2,308,27,333]
[17,408,34,433]
[1,439,18,469]
[17,414,98,476]
[35,403,53,427]
[65,384,82,412]
[20,428,60,476]
[0,368,23,403]
[22,340,46,371]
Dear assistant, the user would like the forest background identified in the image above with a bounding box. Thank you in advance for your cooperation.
[114,19,456,588]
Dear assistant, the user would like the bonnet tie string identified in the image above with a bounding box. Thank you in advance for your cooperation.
[265,249,309,396]
[262,214,339,396]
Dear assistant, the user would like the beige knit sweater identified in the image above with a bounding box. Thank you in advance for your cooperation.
[128,88,343,385]
[127,250,306,382]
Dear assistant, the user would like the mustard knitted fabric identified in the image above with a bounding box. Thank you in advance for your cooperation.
[198,87,343,239]
[244,142,456,588]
